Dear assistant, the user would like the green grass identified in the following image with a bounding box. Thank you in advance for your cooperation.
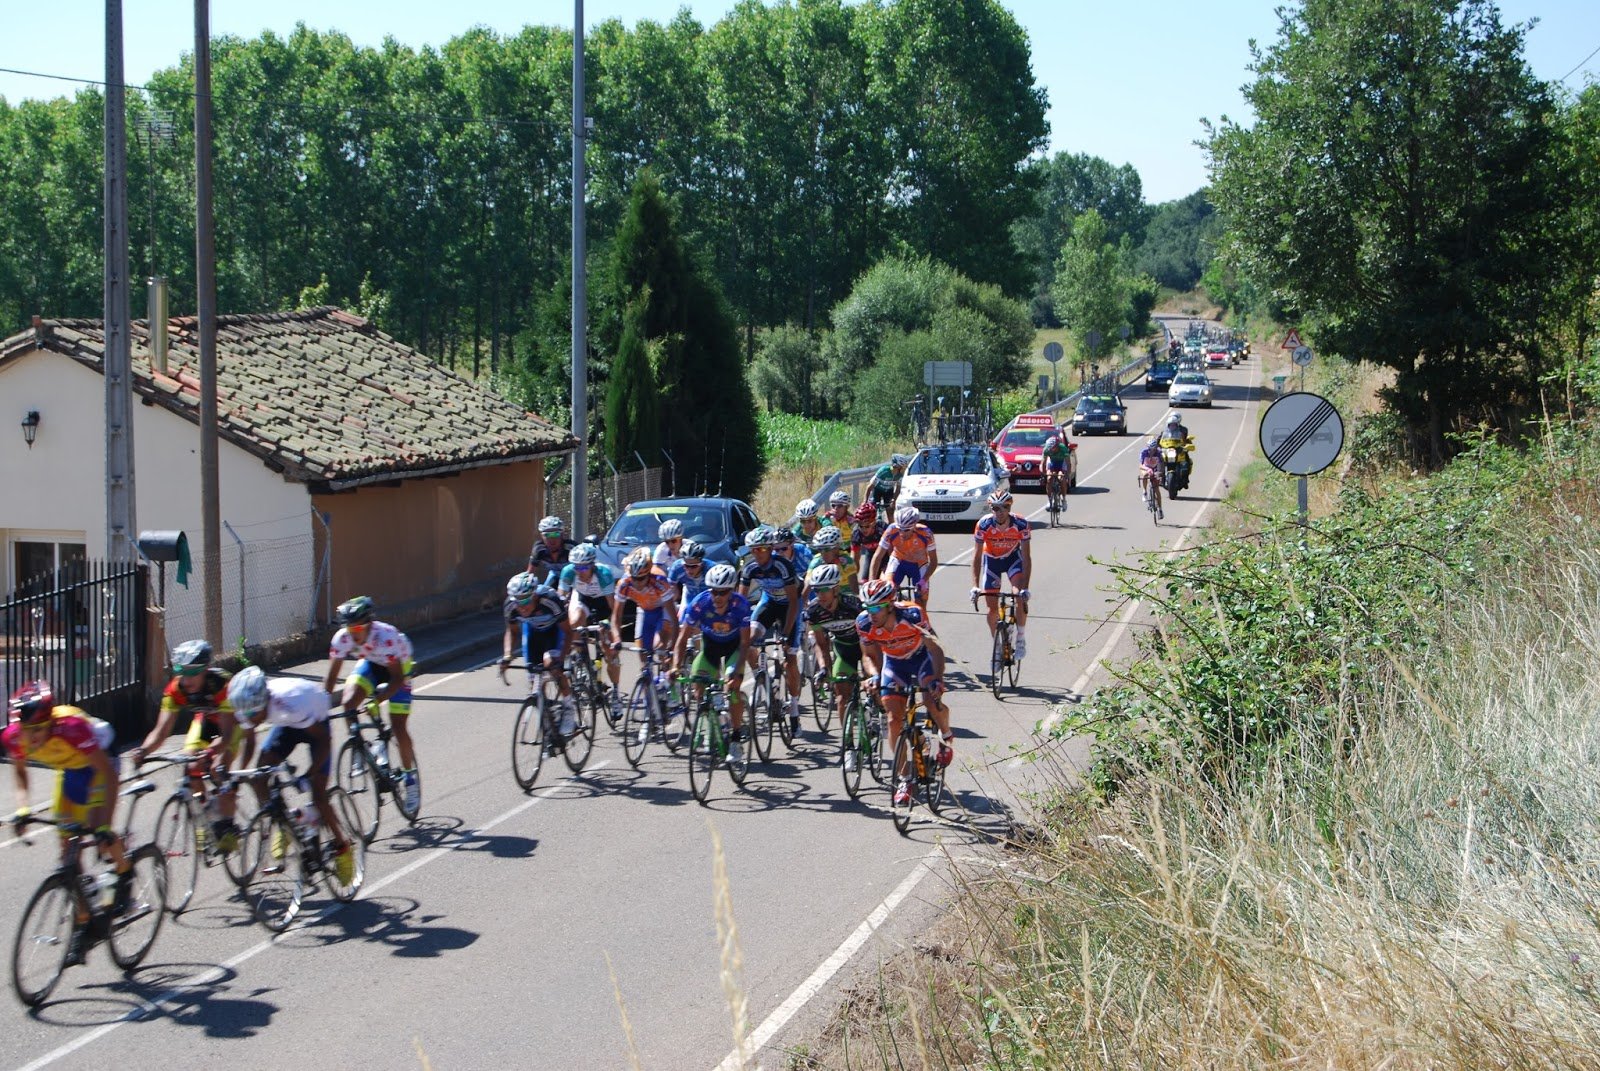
[752,411,901,523]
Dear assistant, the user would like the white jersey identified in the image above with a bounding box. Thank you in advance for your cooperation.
[329,620,413,664]
[260,677,331,730]
[652,541,680,570]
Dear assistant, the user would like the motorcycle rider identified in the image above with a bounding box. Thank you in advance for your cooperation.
[1158,415,1194,494]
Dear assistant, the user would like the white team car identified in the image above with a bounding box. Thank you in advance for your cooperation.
[894,442,1011,524]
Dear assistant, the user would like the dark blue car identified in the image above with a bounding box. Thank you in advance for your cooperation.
[593,497,761,574]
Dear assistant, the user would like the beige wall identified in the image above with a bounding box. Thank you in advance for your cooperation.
[315,458,545,614]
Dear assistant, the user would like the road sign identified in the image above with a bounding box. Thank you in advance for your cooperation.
[923,360,972,388]
[1085,330,1103,352]
[1259,392,1344,476]
[1292,345,1313,367]
[1042,342,1064,364]
[1280,328,1304,350]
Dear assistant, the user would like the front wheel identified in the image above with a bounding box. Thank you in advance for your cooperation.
[840,701,867,800]
[511,696,548,791]
[890,733,918,834]
[335,738,381,844]
[623,678,655,769]
[152,793,198,915]
[109,844,167,969]
[391,758,422,824]
[12,874,76,1007]
[245,812,304,933]
[810,672,834,734]
[687,706,716,805]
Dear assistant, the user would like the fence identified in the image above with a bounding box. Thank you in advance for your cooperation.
[157,523,327,655]
[1,558,149,742]
[545,464,663,540]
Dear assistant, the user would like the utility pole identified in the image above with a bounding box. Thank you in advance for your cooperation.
[104,0,137,561]
[569,0,589,538]
[194,0,223,648]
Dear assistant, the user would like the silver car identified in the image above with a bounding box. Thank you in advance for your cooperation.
[1168,371,1214,408]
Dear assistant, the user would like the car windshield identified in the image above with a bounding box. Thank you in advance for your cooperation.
[606,505,729,546]
[1079,396,1121,413]
[907,445,994,476]
[999,428,1052,448]
[1174,372,1209,385]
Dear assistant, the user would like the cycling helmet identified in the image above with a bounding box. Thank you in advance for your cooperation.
[336,595,374,626]
[569,542,598,566]
[775,527,797,546]
[227,665,269,722]
[507,572,539,601]
[894,506,921,527]
[745,525,776,548]
[706,564,738,590]
[171,638,213,676]
[795,499,819,519]
[809,563,842,589]
[1043,434,1060,450]
[988,489,1013,508]
[861,579,895,607]
[828,490,851,507]
[625,547,654,577]
[681,539,706,562]
[8,681,54,725]
[812,526,843,549]
[537,515,564,536]
[658,519,684,540]
[854,502,878,523]
[891,454,909,467]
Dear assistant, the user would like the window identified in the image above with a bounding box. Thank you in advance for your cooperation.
[9,535,86,597]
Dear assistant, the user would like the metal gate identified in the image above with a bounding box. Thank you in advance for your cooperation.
[2,559,149,744]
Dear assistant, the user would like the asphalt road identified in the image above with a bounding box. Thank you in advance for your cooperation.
[0,338,1264,1070]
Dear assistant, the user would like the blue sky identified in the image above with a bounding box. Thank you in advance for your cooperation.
[2,1,1595,203]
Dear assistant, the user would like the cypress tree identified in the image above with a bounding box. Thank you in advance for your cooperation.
[603,292,661,469]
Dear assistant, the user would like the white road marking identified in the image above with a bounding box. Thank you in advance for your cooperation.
[12,760,612,1071]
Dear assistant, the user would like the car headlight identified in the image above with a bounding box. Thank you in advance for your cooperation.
[966,486,987,498]
[1109,413,1122,422]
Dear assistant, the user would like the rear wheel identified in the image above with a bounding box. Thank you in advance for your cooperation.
[390,752,422,824]
[246,812,304,933]
[322,788,366,902]
[109,844,167,969]
[511,696,547,791]
[810,671,834,733]
[840,701,867,800]
[622,678,654,769]
[152,794,198,915]
[660,682,689,755]
[991,626,1008,700]
[561,691,597,772]
[334,738,381,843]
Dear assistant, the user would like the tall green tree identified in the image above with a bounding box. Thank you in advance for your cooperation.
[1206,0,1563,460]
[1133,190,1221,292]
[604,293,661,467]
[1051,210,1126,365]
[1013,152,1149,323]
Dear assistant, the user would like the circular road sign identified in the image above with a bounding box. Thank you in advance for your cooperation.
[1043,341,1064,364]
[1085,330,1103,352]
[1259,391,1344,476]
[1292,345,1314,367]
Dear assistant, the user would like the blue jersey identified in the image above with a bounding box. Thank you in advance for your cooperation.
[740,555,798,605]
[779,545,813,578]
[504,592,565,634]
[679,589,752,641]
[558,562,617,598]
[669,558,709,603]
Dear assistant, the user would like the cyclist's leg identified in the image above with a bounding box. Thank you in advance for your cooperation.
[979,557,1002,632]
[1009,556,1030,630]
[303,725,351,854]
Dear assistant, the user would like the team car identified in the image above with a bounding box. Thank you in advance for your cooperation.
[595,497,760,572]
[1168,370,1215,408]
[894,442,1011,523]
[1205,348,1231,369]
[992,412,1077,493]
[1070,393,1128,436]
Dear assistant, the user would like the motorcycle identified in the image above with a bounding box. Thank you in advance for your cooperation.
[1160,435,1195,498]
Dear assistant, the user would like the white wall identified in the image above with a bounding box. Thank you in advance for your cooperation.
[2,348,313,646]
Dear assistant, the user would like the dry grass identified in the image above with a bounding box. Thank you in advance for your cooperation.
[751,439,899,523]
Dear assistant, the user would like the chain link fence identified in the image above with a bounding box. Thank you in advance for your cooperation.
[157,529,326,654]
[545,464,663,539]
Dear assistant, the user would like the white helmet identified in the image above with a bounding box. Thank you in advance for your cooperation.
[569,542,598,565]
[828,490,850,507]
[537,515,564,536]
[706,564,738,590]
[812,526,843,549]
[507,572,539,600]
[895,506,921,527]
[228,665,269,722]
[625,547,654,577]
[795,498,819,519]
[658,519,684,540]
[808,563,842,589]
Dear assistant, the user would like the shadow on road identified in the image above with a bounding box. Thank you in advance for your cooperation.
[294,895,481,960]
[26,962,280,1036]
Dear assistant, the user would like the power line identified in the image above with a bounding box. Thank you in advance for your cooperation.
[1560,42,1600,83]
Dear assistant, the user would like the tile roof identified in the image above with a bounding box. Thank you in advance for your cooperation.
[0,307,576,489]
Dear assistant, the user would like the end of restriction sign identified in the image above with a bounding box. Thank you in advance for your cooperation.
[1259,391,1344,476]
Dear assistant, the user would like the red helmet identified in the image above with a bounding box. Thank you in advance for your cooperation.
[8,681,54,725]
[853,502,877,523]
[861,579,896,607]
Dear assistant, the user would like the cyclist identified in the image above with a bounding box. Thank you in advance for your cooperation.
[775,525,813,580]
[323,596,421,813]
[803,564,865,746]
[128,639,248,851]
[870,506,938,611]
[560,542,623,720]
[668,539,711,605]
[5,682,132,962]
[1041,430,1072,508]
[652,519,686,571]
[823,491,855,546]
[672,564,753,766]
[972,490,1033,659]
[528,515,575,585]
[1138,437,1166,518]
[792,499,823,545]
[739,525,804,735]
[226,666,355,887]
[850,502,886,582]
[868,454,908,512]
[613,546,679,678]
[809,526,858,595]
[499,572,576,736]
[855,579,953,806]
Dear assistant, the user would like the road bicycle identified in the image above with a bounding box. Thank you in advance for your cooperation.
[229,761,364,933]
[748,634,796,761]
[620,645,688,769]
[123,752,254,914]
[684,671,749,804]
[1046,472,1068,528]
[838,674,888,800]
[10,811,167,1007]
[506,658,596,791]
[332,694,421,846]
[974,590,1022,699]
[568,623,623,732]
[889,689,950,835]
[800,633,836,733]
[1143,474,1163,523]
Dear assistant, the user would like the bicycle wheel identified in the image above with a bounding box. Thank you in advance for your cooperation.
[511,695,547,791]
[726,714,750,787]
[561,692,597,773]
[220,790,258,889]
[590,656,625,733]
[322,789,366,902]
[334,737,381,844]
[391,758,422,825]
[246,812,304,933]
[687,706,716,805]
[840,701,866,800]
[990,626,1007,700]
[623,677,654,769]
[866,700,888,785]
[811,671,834,733]
[660,683,689,755]
[11,874,75,1007]
[1005,626,1021,688]
[749,674,774,763]
[776,674,796,750]
[109,844,167,969]
[890,732,918,834]
[152,793,198,915]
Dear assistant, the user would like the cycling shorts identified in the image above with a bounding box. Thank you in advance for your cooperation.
[635,606,671,653]
[879,648,942,698]
[980,550,1025,591]
[570,591,613,625]
[889,558,930,595]
[522,624,567,670]
[691,637,744,682]
[348,658,415,716]
[831,645,862,679]
[1044,456,1068,473]
[53,766,108,830]
[753,600,801,652]
[259,723,333,778]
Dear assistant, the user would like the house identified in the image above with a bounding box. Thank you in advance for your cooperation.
[0,307,576,649]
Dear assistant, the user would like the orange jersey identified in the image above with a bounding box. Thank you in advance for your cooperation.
[616,572,678,612]
[974,514,1030,558]
[877,522,935,566]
